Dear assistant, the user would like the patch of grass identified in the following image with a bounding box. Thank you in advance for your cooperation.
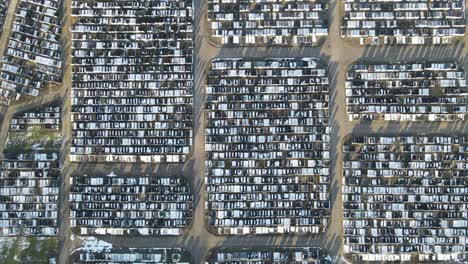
[1,238,21,264]
[0,237,58,264]
[4,127,60,159]
[4,132,31,159]
[21,237,58,263]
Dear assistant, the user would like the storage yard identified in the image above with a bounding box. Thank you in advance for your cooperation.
[69,173,193,236]
[0,106,61,236]
[0,0,8,33]
[207,0,328,45]
[0,0,63,104]
[343,136,468,262]
[205,58,330,235]
[346,62,468,121]
[341,0,466,45]
[72,244,191,263]
[0,0,466,262]
[69,0,194,163]
[205,247,331,263]
[10,102,60,130]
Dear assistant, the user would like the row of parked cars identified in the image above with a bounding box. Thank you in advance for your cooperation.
[0,0,63,104]
[0,0,7,33]
[69,0,193,163]
[206,0,466,46]
[69,173,193,236]
[341,0,466,45]
[206,247,331,264]
[346,62,468,121]
[0,106,61,236]
[11,104,60,131]
[207,0,328,45]
[71,244,331,264]
[343,136,468,262]
[0,156,59,236]
[205,58,330,235]
[72,246,191,264]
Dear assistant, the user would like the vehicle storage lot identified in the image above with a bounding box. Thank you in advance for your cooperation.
[0,105,62,237]
[341,0,465,45]
[71,243,191,263]
[0,0,63,103]
[343,136,468,262]
[205,247,331,263]
[59,0,468,262]
[205,58,330,236]
[69,0,194,163]
[207,0,328,46]
[0,0,467,262]
[346,62,468,122]
[69,173,193,236]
